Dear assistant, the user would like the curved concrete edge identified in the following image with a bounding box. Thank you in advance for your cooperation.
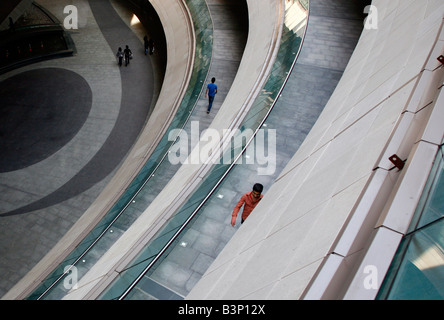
[61,0,284,300]
[3,0,195,300]
[187,1,444,300]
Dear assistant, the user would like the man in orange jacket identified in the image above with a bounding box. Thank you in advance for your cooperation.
[231,183,264,226]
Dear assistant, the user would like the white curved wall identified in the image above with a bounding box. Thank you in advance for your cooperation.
[187,0,444,299]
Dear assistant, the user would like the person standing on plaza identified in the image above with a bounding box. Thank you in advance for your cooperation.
[116,47,123,66]
[231,183,264,226]
[144,36,149,55]
[205,77,218,114]
[123,45,132,66]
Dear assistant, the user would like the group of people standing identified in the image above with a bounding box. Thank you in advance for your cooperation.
[116,35,154,67]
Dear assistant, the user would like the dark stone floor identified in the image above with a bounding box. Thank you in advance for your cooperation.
[0,68,92,172]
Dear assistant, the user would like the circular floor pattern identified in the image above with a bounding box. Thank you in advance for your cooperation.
[0,68,92,173]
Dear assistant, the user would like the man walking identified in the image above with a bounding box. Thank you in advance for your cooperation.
[123,45,132,66]
[205,77,218,114]
[231,183,264,226]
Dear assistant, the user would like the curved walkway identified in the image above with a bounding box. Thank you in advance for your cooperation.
[61,0,282,300]
[187,0,365,299]
[0,0,155,297]
[98,0,250,300]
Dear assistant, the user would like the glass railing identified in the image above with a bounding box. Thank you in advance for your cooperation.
[377,144,444,300]
[99,0,310,300]
[26,0,213,300]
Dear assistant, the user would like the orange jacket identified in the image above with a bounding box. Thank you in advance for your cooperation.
[232,191,264,221]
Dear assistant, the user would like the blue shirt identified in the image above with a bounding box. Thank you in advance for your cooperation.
[207,83,217,97]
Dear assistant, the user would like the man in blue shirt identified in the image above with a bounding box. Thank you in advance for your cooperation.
[205,77,218,114]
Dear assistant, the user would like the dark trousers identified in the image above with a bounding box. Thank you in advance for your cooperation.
[208,95,215,112]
